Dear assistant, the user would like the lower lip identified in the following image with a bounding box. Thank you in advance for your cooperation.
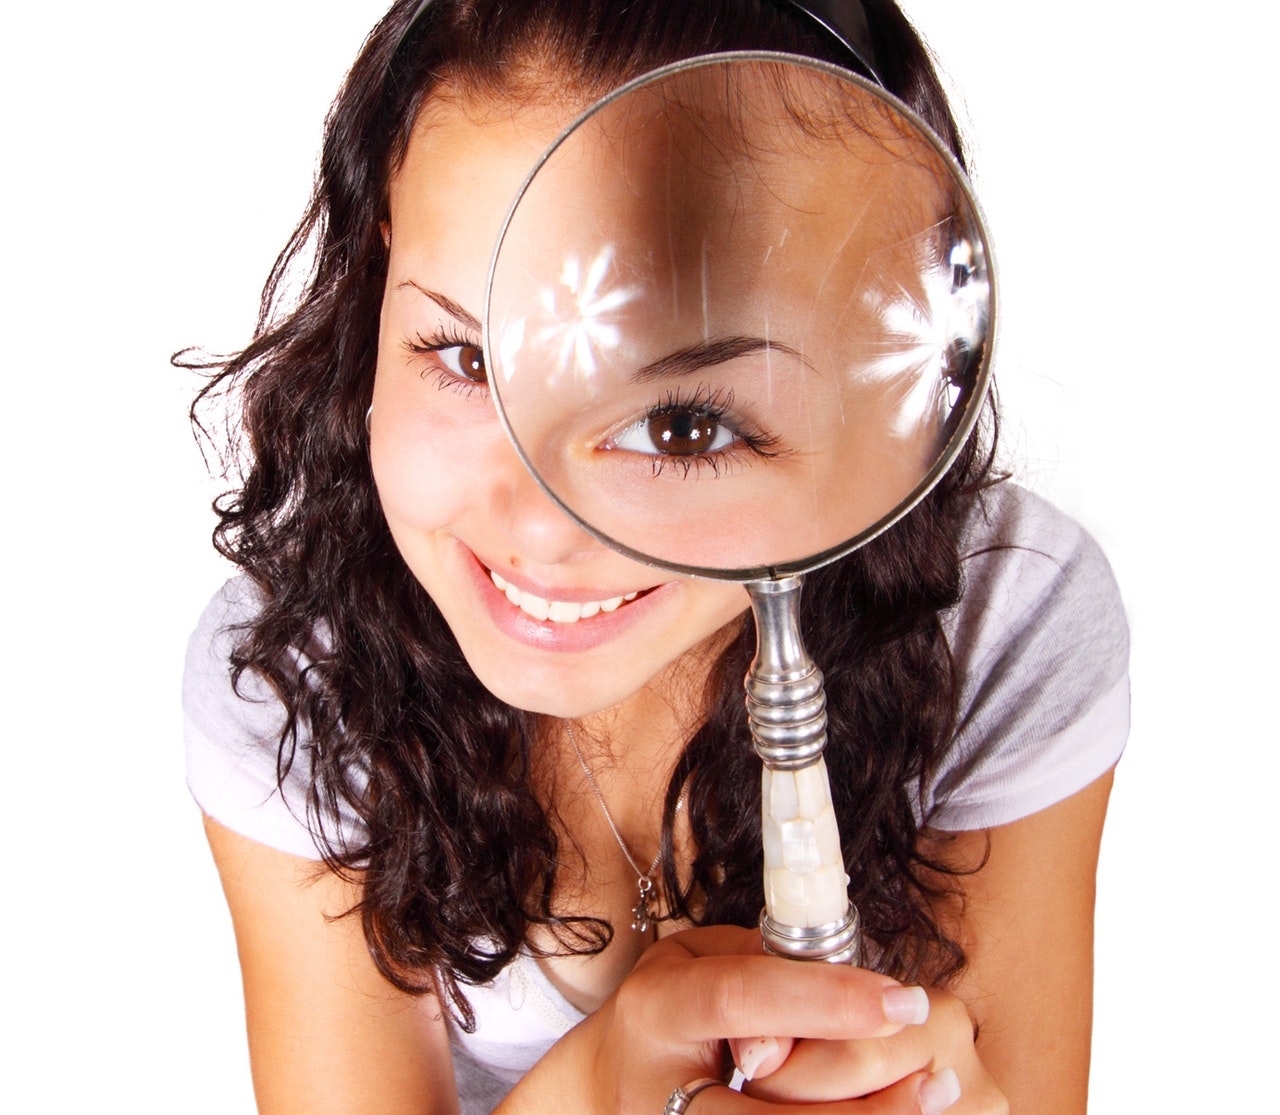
[456,543,672,653]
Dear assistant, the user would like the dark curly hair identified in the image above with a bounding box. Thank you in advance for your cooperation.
[187,0,996,1031]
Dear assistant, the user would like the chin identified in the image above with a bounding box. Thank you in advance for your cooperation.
[470,661,649,719]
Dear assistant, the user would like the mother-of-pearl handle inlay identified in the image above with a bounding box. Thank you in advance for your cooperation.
[761,759,849,928]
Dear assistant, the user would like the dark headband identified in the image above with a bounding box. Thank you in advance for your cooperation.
[394,0,882,85]
[772,0,881,83]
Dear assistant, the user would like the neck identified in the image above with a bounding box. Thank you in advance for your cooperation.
[529,618,741,890]
[569,615,739,770]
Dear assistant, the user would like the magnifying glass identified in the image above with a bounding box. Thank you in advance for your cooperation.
[484,53,995,964]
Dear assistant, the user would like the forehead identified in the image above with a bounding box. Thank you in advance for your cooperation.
[387,92,576,276]
[387,78,951,311]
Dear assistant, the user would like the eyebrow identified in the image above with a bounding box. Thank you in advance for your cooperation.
[394,284,809,380]
[631,336,812,382]
[397,280,482,333]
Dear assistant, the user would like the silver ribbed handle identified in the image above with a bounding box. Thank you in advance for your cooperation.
[748,577,860,965]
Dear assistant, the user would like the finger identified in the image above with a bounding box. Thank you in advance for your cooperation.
[745,1029,934,1101]
[844,1071,960,1115]
[727,1035,795,1081]
[624,952,925,1044]
[727,982,933,1085]
[638,924,764,961]
[667,1071,956,1115]
[917,1069,964,1115]
[647,927,931,1039]
[669,1080,875,1115]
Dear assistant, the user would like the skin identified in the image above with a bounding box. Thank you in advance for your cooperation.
[204,84,1114,1115]
[371,92,751,720]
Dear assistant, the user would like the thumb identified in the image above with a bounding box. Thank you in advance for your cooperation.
[727,1035,796,1082]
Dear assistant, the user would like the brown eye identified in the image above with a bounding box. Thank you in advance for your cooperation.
[648,411,723,455]
[441,344,487,384]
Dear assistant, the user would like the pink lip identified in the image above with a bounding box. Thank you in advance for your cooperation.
[454,542,672,653]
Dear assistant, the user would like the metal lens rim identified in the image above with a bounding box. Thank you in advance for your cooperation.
[482,51,998,583]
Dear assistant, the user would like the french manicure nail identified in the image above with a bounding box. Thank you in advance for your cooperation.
[919,1067,962,1115]
[881,984,930,1025]
[735,1036,780,1081]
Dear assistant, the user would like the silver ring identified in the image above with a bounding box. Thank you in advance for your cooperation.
[662,1077,725,1115]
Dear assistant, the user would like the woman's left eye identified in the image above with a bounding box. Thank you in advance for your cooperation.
[611,409,736,456]
[601,387,783,477]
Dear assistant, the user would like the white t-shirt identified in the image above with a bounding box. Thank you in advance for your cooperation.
[184,481,1129,1111]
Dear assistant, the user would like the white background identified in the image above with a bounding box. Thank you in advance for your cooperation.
[3,1,1274,1109]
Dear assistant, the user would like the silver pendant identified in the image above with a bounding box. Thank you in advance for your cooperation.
[631,876,656,932]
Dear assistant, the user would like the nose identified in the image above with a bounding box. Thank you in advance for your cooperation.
[488,444,598,567]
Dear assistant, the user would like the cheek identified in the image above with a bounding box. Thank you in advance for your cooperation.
[683,581,753,643]
[371,430,470,534]
[370,391,497,536]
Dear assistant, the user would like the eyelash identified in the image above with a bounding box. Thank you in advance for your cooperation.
[398,336,782,478]
[403,329,488,398]
[614,384,785,479]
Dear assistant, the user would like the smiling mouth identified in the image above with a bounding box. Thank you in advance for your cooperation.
[488,569,646,624]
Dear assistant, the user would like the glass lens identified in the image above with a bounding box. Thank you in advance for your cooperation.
[485,55,993,578]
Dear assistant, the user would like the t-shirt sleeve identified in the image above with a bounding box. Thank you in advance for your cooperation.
[921,485,1130,831]
[183,577,365,859]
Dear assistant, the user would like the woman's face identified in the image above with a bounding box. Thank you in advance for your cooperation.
[371,91,750,718]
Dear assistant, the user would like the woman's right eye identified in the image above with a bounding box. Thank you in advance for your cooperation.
[405,334,489,393]
[436,343,487,386]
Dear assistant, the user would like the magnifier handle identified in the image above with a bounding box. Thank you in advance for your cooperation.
[748,578,860,965]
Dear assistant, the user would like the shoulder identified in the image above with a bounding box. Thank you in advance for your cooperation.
[182,576,362,859]
[182,576,278,766]
[950,482,1127,670]
[923,482,1129,830]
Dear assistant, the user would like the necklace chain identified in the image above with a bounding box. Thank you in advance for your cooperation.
[565,723,682,934]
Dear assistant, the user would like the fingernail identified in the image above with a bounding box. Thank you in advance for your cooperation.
[733,1036,780,1081]
[881,984,930,1025]
[919,1067,962,1115]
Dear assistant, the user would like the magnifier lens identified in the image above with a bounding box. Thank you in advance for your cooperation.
[486,55,992,579]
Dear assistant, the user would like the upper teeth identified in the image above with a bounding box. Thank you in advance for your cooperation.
[490,570,638,623]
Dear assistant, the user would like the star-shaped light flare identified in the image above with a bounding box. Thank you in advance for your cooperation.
[534,245,639,387]
[857,237,986,436]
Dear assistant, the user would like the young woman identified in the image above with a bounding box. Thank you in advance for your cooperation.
[184,2,1128,1112]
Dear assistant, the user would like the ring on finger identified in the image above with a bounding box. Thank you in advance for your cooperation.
[663,1077,726,1115]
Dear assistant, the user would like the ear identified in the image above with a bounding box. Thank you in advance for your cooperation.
[380,220,392,249]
